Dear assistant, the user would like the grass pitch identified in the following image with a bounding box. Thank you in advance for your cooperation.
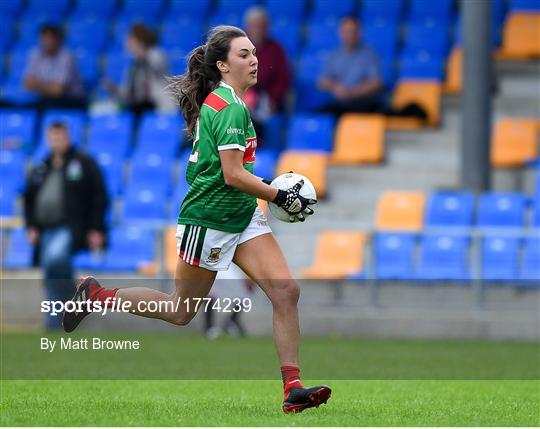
[1,333,539,426]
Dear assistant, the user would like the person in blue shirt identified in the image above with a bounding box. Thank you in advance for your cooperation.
[318,16,384,115]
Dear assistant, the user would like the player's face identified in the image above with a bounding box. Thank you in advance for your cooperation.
[223,37,258,89]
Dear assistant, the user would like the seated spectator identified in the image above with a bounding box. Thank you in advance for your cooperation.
[318,16,384,115]
[243,7,291,144]
[24,24,85,108]
[104,24,175,115]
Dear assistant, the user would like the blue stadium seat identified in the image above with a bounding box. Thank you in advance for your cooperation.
[91,149,124,196]
[477,192,527,230]
[122,0,165,18]
[375,232,416,280]
[294,50,333,111]
[102,52,132,86]
[73,49,100,88]
[160,19,203,51]
[0,20,14,51]
[72,0,117,17]
[137,113,182,157]
[304,17,341,52]
[0,109,37,151]
[361,0,403,23]
[532,200,540,228]
[17,12,63,48]
[168,50,188,75]
[170,0,212,17]
[208,11,242,28]
[399,49,445,80]
[0,0,23,17]
[262,114,286,152]
[409,0,453,24]
[87,112,133,156]
[169,173,190,221]
[425,191,475,228]
[363,23,399,60]
[311,0,355,19]
[520,237,540,284]
[510,0,540,12]
[66,18,109,52]
[416,234,470,280]
[129,151,174,193]
[101,227,156,271]
[2,228,33,269]
[122,184,168,223]
[73,250,107,271]
[405,23,449,57]
[270,17,301,59]
[27,0,70,16]
[482,236,520,281]
[266,0,306,19]
[1,51,38,106]
[286,114,335,152]
[253,149,278,180]
[0,150,25,193]
[0,187,17,217]
[214,0,258,14]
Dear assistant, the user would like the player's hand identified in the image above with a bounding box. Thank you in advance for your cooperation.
[273,179,317,223]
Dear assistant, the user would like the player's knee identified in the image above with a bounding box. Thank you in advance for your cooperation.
[271,279,300,306]
[171,312,195,326]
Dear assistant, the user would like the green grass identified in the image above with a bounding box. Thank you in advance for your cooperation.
[1,380,539,426]
[1,333,539,426]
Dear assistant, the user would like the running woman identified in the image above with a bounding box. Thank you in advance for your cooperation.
[63,26,331,413]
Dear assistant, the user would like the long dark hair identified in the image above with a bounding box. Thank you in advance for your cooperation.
[168,25,247,133]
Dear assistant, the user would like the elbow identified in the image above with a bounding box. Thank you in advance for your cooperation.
[223,169,242,188]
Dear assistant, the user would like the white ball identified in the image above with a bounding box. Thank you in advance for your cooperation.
[268,172,317,223]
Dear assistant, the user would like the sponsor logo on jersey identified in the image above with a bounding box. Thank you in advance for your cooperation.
[207,247,222,263]
[243,137,257,164]
[227,127,244,135]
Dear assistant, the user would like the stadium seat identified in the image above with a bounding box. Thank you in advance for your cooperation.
[362,23,399,61]
[276,151,328,198]
[0,20,14,51]
[169,173,190,221]
[0,0,23,17]
[409,0,453,24]
[399,49,445,81]
[137,112,182,157]
[510,0,540,12]
[270,17,301,59]
[286,114,335,152]
[101,227,156,272]
[477,192,527,229]
[253,150,278,181]
[500,13,540,58]
[73,0,117,17]
[0,187,17,218]
[214,0,258,14]
[361,0,403,24]
[160,19,203,51]
[375,191,426,231]
[267,0,306,19]
[92,150,124,196]
[405,23,449,57]
[482,236,520,281]
[491,118,538,167]
[331,114,385,164]
[129,152,174,193]
[416,233,470,281]
[87,113,133,156]
[374,232,416,280]
[66,19,109,52]
[27,0,70,16]
[304,16,341,52]
[444,48,462,94]
[0,109,37,151]
[122,184,168,223]
[424,191,475,228]
[311,0,355,19]
[122,0,165,17]
[2,228,33,269]
[387,81,441,128]
[73,49,100,88]
[170,0,211,17]
[294,50,334,111]
[208,11,242,28]
[532,199,540,227]
[520,237,540,283]
[0,150,25,193]
[301,231,367,279]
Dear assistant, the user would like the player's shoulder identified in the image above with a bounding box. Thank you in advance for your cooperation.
[203,84,247,112]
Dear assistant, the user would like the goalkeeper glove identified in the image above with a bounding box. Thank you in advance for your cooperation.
[273,179,317,222]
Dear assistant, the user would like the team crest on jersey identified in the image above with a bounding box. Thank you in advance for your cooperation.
[243,137,257,164]
[207,247,222,263]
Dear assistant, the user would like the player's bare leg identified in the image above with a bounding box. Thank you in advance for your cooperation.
[62,258,216,331]
[233,232,331,413]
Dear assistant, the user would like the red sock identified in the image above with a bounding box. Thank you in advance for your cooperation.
[281,365,304,396]
[88,283,118,308]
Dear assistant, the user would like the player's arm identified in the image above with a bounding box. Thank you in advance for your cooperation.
[220,149,278,201]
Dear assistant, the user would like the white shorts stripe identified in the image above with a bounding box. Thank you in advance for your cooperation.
[190,226,201,264]
[183,226,195,262]
[186,226,198,262]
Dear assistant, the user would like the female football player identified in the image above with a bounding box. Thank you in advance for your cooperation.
[63,26,330,413]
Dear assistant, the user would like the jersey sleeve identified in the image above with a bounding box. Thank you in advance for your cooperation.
[213,103,248,152]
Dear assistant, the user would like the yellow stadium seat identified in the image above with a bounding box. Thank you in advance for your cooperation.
[301,231,367,279]
[491,118,539,167]
[387,81,441,129]
[276,151,329,198]
[331,114,385,164]
[164,226,178,275]
[499,13,540,59]
[444,48,462,95]
[375,191,426,231]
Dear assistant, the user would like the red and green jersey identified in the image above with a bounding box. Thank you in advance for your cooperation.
[178,82,258,233]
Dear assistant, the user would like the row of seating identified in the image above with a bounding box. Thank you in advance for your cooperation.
[301,229,540,283]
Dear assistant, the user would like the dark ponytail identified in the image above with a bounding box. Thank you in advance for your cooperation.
[167,25,247,134]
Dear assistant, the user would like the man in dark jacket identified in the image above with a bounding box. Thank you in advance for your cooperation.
[24,121,108,329]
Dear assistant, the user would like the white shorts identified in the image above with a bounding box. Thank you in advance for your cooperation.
[176,207,272,271]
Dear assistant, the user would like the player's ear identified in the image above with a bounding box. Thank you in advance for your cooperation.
[216,60,229,74]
